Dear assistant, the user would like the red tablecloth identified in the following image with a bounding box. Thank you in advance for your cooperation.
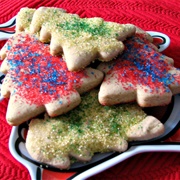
[0,0,180,179]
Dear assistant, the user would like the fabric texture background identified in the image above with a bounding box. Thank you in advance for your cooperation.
[0,0,180,179]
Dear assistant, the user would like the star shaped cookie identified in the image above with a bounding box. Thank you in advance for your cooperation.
[26,90,164,169]
[98,33,180,107]
[0,33,103,125]
[15,7,136,71]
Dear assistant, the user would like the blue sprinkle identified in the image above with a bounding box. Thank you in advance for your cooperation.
[59,100,63,104]
[47,62,52,68]
[17,81,22,86]
[7,45,11,50]
[11,89,17,95]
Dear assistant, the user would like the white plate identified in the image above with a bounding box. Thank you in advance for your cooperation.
[0,16,179,180]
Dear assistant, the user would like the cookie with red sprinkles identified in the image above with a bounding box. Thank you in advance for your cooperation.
[0,32,103,126]
[98,32,180,107]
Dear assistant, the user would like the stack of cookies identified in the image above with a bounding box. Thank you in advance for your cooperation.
[0,7,180,169]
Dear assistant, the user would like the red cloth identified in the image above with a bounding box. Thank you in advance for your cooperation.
[0,0,180,179]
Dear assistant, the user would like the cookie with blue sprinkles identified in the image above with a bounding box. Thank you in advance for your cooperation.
[98,33,180,107]
[0,32,104,126]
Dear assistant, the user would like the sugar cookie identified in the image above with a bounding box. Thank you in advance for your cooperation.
[26,90,164,169]
[98,33,180,107]
[0,33,103,125]
[15,7,136,71]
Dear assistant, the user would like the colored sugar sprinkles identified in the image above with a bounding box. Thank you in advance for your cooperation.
[4,34,86,105]
[0,32,103,125]
[15,7,136,71]
[115,34,176,92]
[98,33,180,107]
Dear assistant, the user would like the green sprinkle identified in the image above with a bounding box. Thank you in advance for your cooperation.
[57,17,111,37]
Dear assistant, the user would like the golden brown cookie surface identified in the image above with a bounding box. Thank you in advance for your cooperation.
[26,90,164,169]
[16,7,136,71]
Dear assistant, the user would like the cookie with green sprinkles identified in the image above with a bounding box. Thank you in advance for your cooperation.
[15,7,136,71]
[26,89,164,170]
